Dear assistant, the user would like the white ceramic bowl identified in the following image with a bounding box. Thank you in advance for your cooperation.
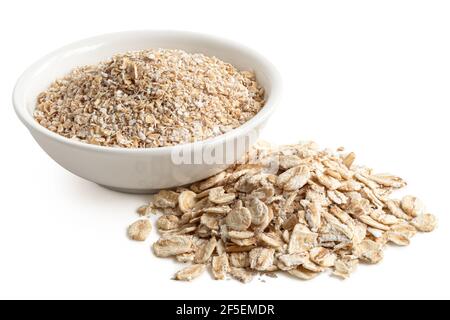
[13,30,281,193]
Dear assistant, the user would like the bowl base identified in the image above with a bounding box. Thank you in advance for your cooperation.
[98,184,159,194]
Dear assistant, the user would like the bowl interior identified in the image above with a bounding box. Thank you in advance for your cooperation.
[16,31,278,124]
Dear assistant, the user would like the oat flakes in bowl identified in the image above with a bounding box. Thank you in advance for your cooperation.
[34,49,265,148]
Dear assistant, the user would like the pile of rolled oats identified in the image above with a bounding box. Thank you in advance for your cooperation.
[34,49,265,148]
[129,141,437,282]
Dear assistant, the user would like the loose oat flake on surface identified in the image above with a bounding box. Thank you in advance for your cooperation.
[127,219,152,241]
[132,141,437,282]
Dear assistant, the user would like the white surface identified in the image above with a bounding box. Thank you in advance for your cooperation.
[1,0,449,300]
[13,30,281,192]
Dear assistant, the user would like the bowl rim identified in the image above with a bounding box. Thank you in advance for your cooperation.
[13,30,282,155]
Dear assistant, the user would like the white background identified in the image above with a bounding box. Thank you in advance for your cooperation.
[1,0,449,300]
